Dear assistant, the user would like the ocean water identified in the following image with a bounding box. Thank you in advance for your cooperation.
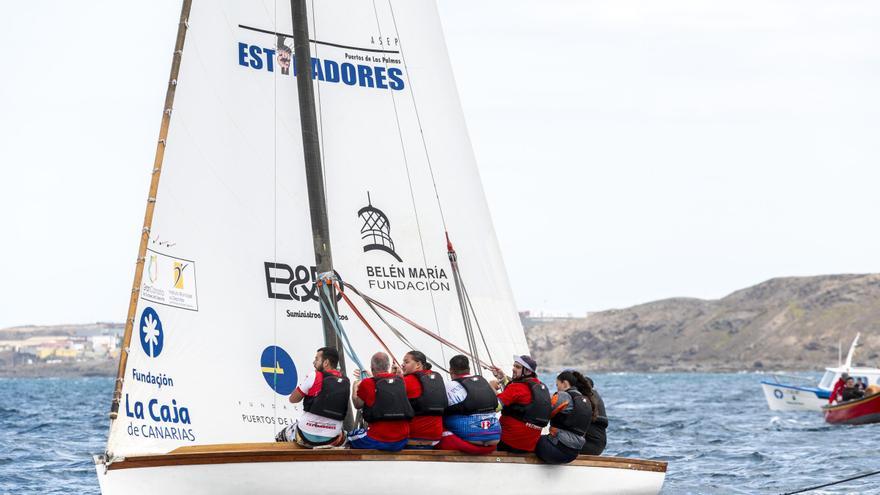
[1,373,877,494]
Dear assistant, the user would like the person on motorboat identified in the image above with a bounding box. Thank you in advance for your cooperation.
[491,355,552,453]
[275,347,348,447]
[841,377,866,402]
[349,352,413,451]
[830,373,849,404]
[402,350,448,449]
[438,354,500,455]
[580,375,608,456]
[534,370,593,464]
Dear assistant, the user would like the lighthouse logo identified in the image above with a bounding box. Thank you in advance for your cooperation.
[358,192,402,262]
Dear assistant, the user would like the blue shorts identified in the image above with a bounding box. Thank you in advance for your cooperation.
[443,413,501,443]
[348,428,407,452]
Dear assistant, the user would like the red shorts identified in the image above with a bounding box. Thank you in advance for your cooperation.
[437,433,496,455]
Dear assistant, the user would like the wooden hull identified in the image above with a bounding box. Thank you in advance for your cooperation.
[823,392,880,425]
[95,443,666,495]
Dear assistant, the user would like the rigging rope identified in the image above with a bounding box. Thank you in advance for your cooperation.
[324,278,401,370]
[458,265,496,368]
[342,281,497,372]
[357,293,450,374]
[780,469,880,494]
[448,241,482,371]
[317,283,366,377]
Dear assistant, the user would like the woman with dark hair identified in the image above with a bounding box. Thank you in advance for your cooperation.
[534,370,593,464]
[580,375,608,456]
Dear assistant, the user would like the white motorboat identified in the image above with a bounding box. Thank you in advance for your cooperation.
[761,333,880,411]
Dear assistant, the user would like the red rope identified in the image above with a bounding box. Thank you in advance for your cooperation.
[331,280,401,369]
[342,282,495,371]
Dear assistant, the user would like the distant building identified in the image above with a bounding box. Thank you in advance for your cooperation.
[89,335,118,354]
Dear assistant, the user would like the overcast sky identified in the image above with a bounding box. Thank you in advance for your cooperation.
[1,1,879,328]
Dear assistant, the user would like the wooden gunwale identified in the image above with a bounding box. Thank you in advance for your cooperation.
[822,392,880,411]
[106,443,666,473]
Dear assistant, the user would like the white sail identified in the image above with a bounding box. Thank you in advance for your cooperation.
[107,0,526,458]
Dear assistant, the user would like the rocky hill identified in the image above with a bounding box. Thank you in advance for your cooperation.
[525,274,880,372]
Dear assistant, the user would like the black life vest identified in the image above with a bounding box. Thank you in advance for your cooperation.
[549,389,592,436]
[407,371,448,416]
[581,389,607,455]
[362,375,414,422]
[445,375,499,415]
[302,371,350,421]
[501,378,552,427]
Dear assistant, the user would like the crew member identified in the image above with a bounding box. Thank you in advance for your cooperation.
[439,354,500,454]
[402,350,447,448]
[349,352,413,451]
[491,355,551,453]
[275,347,348,447]
[580,375,607,456]
[841,376,865,402]
[830,373,849,404]
[535,370,592,464]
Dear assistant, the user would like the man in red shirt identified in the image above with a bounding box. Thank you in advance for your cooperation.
[491,355,552,453]
[401,350,447,448]
[829,373,849,404]
[349,352,413,451]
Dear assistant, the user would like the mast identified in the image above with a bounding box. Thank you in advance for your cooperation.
[108,0,193,422]
[290,1,349,378]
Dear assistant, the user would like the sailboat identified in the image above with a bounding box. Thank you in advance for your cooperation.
[93,1,667,493]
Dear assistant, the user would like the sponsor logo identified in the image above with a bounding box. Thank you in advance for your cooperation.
[262,263,349,320]
[359,192,402,262]
[125,394,195,442]
[132,368,174,390]
[263,263,343,303]
[148,254,158,283]
[235,27,405,92]
[261,346,298,396]
[173,261,187,289]
[141,248,199,311]
[139,307,164,358]
[357,192,451,293]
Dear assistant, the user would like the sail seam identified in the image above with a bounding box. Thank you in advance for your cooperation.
[370,0,446,364]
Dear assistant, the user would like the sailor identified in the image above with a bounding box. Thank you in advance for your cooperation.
[580,375,608,456]
[439,354,500,455]
[841,376,865,402]
[349,352,413,451]
[535,371,593,464]
[401,350,448,449]
[275,347,349,447]
[830,373,849,404]
[491,355,552,453]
